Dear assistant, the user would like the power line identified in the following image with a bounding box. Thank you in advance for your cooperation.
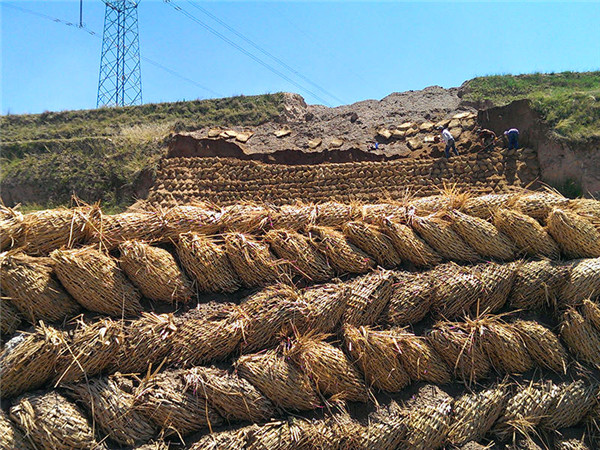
[4,2,223,99]
[186,0,346,105]
[164,0,334,106]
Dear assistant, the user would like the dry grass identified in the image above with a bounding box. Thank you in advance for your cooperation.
[0,408,32,450]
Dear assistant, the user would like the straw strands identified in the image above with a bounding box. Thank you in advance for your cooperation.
[511,191,570,220]
[540,380,598,430]
[224,232,284,287]
[383,272,433,326]
[493,208,560,258]
[286,336,368,402]
[308,225,375,274]
[264,229,334,282]
[268,203,317,230]
[0,297,22,336]
[0,324,66,398]
[582,299,600,331]
[219,204,271,233]
[509,259,570,310]
[119,240,193,303]
[1,253,81,324]
[379,219,442,267]
[560,309,600,369]
[176,233,240,293]
[475,261,518,314]
[69,376,157,447]
[163,204,222,239]
[235,349,320,411]
[343,325,411,392]
[462,193,515,219]
[138,369,223,436]
[403,398,452,450]
[0,206,24,251]
[51,246,142,317]
[0,408,32,450]
[411,214,480,262]
[10,391,100,450]
[315,201,360,227]
[87,210,166,251]
[299,283,349,335]
[448,210,516,261]
[547,208,600,258]
[392,329,452,384]
[561,258,600,306]
[429,263,485,319]
[342,221,402,268]
[343,269,394,327]
[185,366,276,422]
[481,321,533,374]
[512,320,568,374]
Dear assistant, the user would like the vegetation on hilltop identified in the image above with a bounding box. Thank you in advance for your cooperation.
[1,94,285,211]
[461,71,600,141]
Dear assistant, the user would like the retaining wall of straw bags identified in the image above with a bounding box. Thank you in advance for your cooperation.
[1,192,600,449]
[146,146,540,207]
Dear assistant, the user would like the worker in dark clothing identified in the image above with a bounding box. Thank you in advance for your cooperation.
[438,126,459,158]
[477,128,497,152]
[504,128,520,150]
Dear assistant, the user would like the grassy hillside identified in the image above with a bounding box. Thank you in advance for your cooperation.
[461,71,600,141]
[1,94,285,211]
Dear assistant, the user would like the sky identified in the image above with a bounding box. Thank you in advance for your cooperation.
[1,1,599,115]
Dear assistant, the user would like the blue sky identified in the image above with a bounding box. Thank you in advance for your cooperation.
[1,1,599,114]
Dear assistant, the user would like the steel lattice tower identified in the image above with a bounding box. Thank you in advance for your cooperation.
[97,0,142,107]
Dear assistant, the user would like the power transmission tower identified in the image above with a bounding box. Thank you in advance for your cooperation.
[97,1,142,107]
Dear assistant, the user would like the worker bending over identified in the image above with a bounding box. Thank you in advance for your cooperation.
[504,128,520,150]
[438,126,459,158]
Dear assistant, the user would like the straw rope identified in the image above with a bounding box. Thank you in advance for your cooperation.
[0,408,33,449]
[0,297,23,336]
[308,225,375,274]
[343,269,394,326]
[342,220,402,268]
[379,218,443,267]
[547,208,600,258]
[382,271,433,326]
[494,208,560,258]
[412,214,480,262]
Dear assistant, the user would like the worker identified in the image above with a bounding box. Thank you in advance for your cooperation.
[504,128,520,150]
[438,126,459,158]
[476,128,497,152]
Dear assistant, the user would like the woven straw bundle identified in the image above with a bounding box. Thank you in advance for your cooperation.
[475,262,518,315]
[111,312,177,374]
[560,309,600,369]
[512,320,568,374]
[569,198,600,220]
[548,208,600,258]
[392,329,451,384]
[342,221,402,268]
[242,419,312,450]
[268,203,317,231]
[299,283,349,335]
[176,233,240,293]
[554,437,592,450]
[494,382,560,439]
[481,321,533,374]
[430,263,485,319]
[87,210,166,251]
[562,258,600,306]
[448,210,516,261]
[119,240,193,303]
[361,202,408,225]
[541,380,598,430]
[235,350,320,411]
[239,284,304,352]
[412,214,480,262]
[344,269,394,326]
[224,232,284,287]
[318,413,366,450]
[163,204,222,239]
[361,408,406,450]
[54,318,123,385]
[1,253,81,324]
[493,208,560,258]
[403,398,452,450]
[379,219,442,267]
[511,191,569,220]
[219,203,271,233]
[582,299,600,331]
[190,427,248,450]
[10,391,99,450]
[170,311,242,367]
[185,366,276,422]
[462,193,515,219]
[19,206,93,256]
[0,206,24,251]
[134,440,170,450]
[51,247,142,317]
[308,225,375,274]
[448,385,508,445]
[427,322,490,383]
[287,337,368,402]
[1,408,32,449]
[343,325,410,392]
[383,272,433,326]
[265,229,334,282]
[0,297,22,336]
[510,260,570,310]
[410,193,465,215]
[138,369,223,436]
[69,376,157,447]
[315,201,359,227]
[0,324,66,398]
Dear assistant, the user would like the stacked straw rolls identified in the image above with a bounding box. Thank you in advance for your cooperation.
[0,192,599,448]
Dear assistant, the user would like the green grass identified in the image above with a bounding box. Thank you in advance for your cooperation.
[461,71,600,141]
[1,94,285,211]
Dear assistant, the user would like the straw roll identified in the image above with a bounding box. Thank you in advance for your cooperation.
[512,320,568,374]
[383,272,433,326]
[344,269,394,327]
[119,240,193,303]
[51,246,142,317]
[163,204,222,238]
[411,214,480,262]
[342,221,402,268]
[299,283,349,335]
[393,330,452,384]
[379,219,442,268]
[0,206,24,251]
[561,258,600,306]
[308,225,375,274]
[403,399,452,450]
[87,210,165,251]
[541,380,598,430]
[481,321,533,375]
[0,297,23,336]
[560,309,600,369]
[0,408,32,449]
[512,192,569,220]
[547,208,600,258]
[10,391,100,450]
[509,259,570,310]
